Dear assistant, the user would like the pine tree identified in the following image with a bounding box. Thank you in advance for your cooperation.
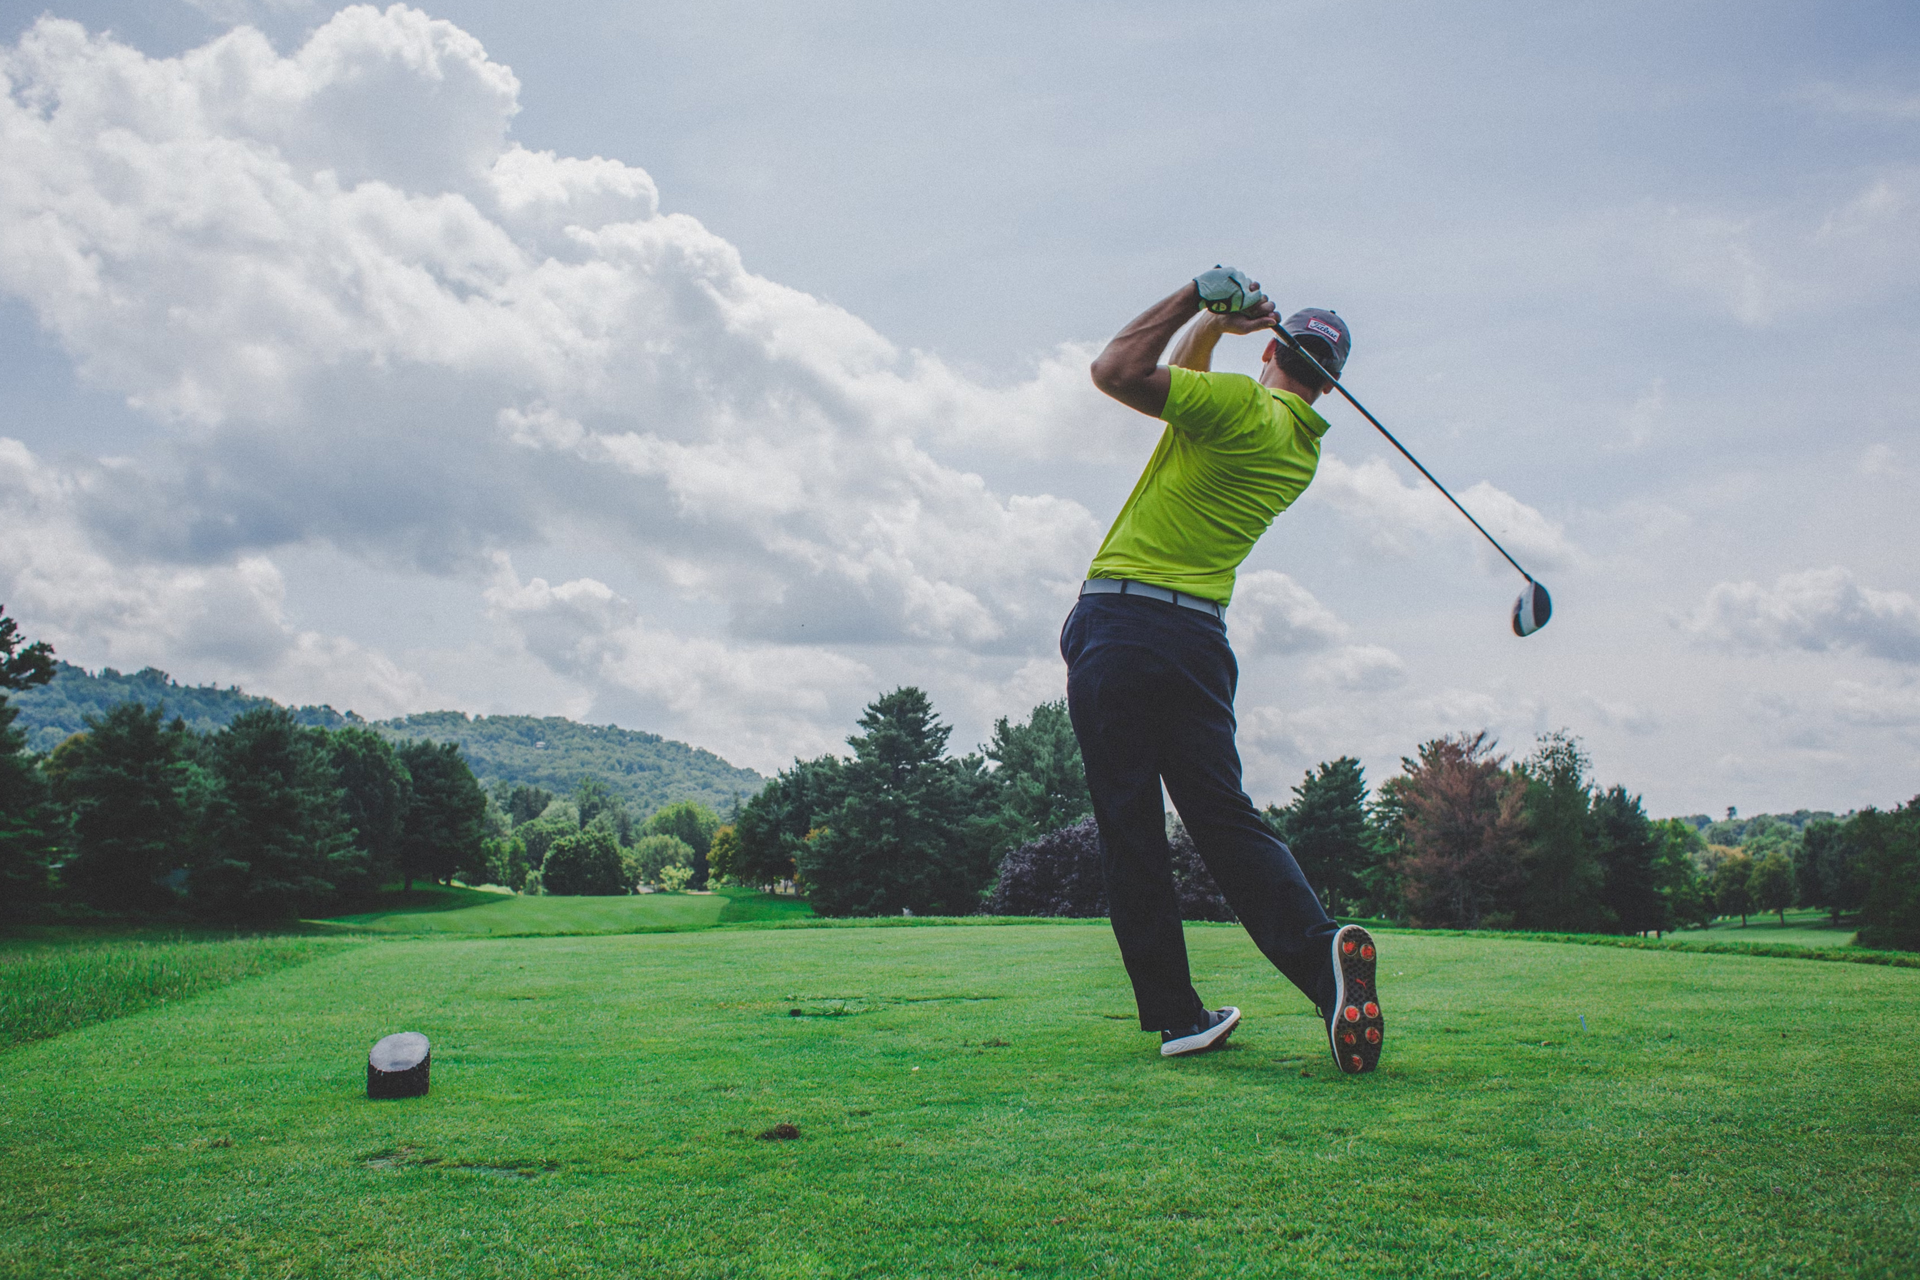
[1517,732,1609,932]
[330,727,411,893]
[194,708,359,919]
[1269,756,1375,917]
[0,608,58,917]
[1592,785,1661,935]
[799,688,995,916]
[983,700,1090,854]
[45,703,194,913]
[395,740,488,888]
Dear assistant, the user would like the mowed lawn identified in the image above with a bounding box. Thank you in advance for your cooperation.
[2,923,1916,1279]
[313,886,814,936]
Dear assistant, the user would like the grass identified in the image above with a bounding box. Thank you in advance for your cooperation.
[0,934,353,1050]
[1683,908,1860,949]
[1,916,1915,1278]
[311,885,814,936]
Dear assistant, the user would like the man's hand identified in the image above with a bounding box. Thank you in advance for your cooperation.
[1091,273,1282,415]
[1194,266,1272,319]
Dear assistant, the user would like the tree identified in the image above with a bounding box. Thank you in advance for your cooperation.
[798,688,996,917]
[707,824,743,884]
[1749,849,1795,924]
[515,809,576,892]
[1650,818,1711,933]
[0,608,59,917]
[1713,851,1755,927]
[395,740,488,888]
[500,784,555,827]
[194,708,359,920]
[1801,818,1865,923]
[44,703,193,913]
[983,700,1091,854]
[731,756,844,888]
[1265,756,1374,917]
[1517,732,1609,933]
[540,825,626,896]
[1388,732,1528,929]
[330,728,411,892]
[629,833,694,888]
[1851,799,1920,951]
[486,833,533,892]
[645,800,720,888]
[574,776,632,844]
[1592,785,1662,935]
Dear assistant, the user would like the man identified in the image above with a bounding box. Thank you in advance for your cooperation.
[1064,266,1384,1075]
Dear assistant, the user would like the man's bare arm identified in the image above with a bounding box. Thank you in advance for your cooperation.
[1091,281,1277,418]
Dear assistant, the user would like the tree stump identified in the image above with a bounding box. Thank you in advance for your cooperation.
[367,1032,430,1099]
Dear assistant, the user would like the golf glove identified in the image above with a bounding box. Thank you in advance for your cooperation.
[1194,265,1264,315]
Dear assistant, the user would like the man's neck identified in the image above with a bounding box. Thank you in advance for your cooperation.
[1260,362,1325,405]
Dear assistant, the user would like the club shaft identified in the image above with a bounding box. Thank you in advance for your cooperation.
[1280,333,1534,582]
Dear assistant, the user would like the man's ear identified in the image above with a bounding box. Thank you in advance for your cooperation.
[1263,338,1280,364]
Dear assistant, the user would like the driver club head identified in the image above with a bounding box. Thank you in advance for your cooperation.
[1512,581,1552,637]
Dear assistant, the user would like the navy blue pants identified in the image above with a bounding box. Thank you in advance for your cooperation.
[1061,593,1338,1032]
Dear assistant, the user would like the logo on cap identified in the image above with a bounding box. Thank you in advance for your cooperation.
[1306,317,1343,345]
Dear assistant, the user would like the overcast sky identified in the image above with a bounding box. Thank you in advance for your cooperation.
[2,0,1916,817]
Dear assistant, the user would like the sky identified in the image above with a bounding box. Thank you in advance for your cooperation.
[1,0,1917,817]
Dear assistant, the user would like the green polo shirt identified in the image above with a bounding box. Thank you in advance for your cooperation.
[1087,366,1330,606]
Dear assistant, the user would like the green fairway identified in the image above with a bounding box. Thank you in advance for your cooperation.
[313,886,814,936]
[2,922,1916,1278]
[1681,909,1860,949]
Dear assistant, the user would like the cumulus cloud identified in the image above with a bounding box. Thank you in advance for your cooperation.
[1227,570,1347,654]
[0,5,1116,715]
[0,437,429,715]
[1312,455,1575,572]
[1683,567,1920,664]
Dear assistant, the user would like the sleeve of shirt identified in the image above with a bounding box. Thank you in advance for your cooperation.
[1162,367,1262,446]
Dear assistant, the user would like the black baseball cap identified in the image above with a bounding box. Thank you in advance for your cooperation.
[1281,308,1351,377]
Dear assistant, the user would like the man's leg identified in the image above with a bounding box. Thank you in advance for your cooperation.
[1155,626,1340,1012]
[1062,599,1206,1032]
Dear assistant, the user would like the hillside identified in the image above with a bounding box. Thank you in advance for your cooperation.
[6,663,764,819]
[376,711,764,818]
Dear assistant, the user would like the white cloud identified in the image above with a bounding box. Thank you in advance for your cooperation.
[0,7,1104,664]
[0,436,428,716]
[1227,570,1347,654]
[1683,567,1920,664]
[482,555,876,767]
[1578,693,1661,736]
[1311,455,1575,573]
[1312,644,1408,693]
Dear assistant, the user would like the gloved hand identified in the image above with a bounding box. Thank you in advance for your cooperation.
[1194,265,1265,315]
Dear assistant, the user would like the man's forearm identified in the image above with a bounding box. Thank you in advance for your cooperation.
[1167,313,1227,372]
[1089,283,1202,418]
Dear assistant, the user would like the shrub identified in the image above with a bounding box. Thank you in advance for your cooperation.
[983,817,1234,922]
[540,825,626,896]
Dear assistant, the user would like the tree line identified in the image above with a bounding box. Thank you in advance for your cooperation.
[0,612,726,919]
[717,686,1919,950]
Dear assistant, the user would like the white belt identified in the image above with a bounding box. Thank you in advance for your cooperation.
[1080,578,1225,618]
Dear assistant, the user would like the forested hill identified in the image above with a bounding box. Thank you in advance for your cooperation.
[8,663,765,819]
[10,664,361,750]
[377,711,764,818]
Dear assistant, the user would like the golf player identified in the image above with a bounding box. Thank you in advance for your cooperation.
[1066,266,1384,1075]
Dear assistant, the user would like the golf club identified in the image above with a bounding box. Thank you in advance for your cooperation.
[1275,328,1553,637]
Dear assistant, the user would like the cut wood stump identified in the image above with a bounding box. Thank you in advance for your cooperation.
[367,1032,430,1099]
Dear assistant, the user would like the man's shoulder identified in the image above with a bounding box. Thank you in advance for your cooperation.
[1164,367,1268,434]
